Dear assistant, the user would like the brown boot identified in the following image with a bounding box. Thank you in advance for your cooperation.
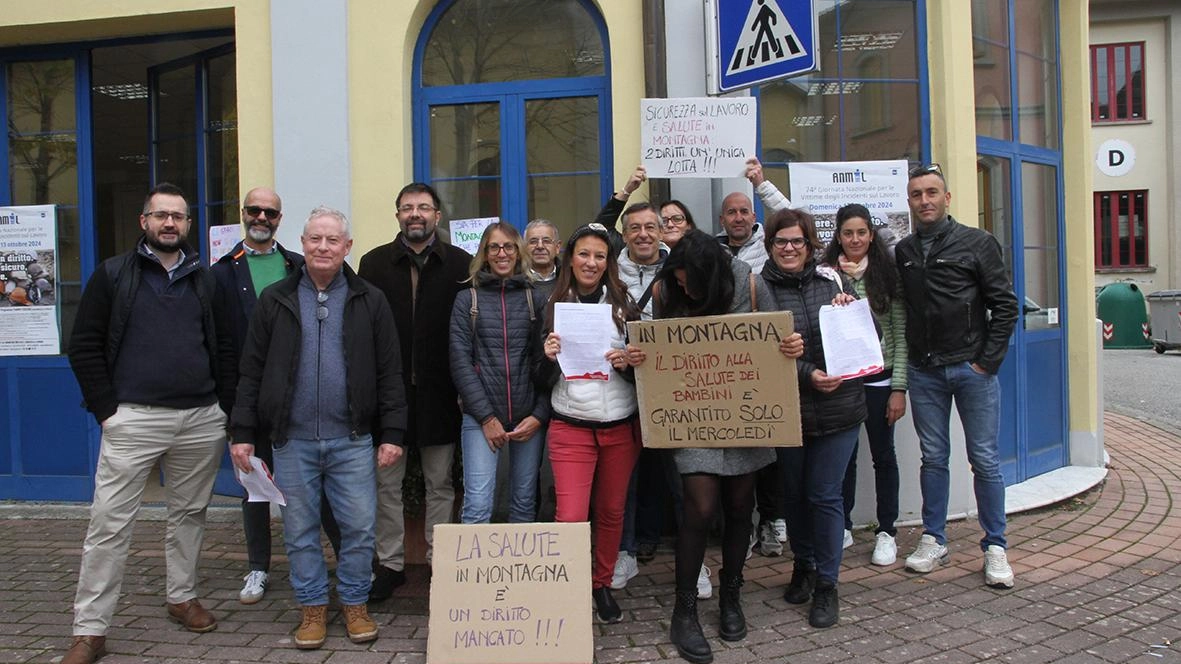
[341,603,379,643]
[294,605,328,650]
[166,599,217,633]
[62,635,106,664]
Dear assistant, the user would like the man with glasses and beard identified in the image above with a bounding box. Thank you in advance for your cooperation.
[63,183,236,664]
[359,182,471,599]
[212,187,342,605]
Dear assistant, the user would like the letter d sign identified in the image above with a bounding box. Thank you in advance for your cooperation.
[1096,139,1135,177]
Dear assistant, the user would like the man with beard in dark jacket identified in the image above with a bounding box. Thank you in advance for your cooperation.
[64,183,235,664]
[358,182,471,599]
[895,164,1018,589]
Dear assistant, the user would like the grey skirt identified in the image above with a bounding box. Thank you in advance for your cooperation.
[672,446,776,476]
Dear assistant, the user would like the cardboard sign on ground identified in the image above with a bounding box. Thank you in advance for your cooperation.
[427,522,592,664]
[627,311,802,448]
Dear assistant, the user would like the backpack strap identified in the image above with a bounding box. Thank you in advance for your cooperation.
[749,272,758,312]
[637,279,657,313]
[526,287,535,322]
[469,286,478,337]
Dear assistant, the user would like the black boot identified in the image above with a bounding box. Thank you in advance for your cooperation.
[592,586,622,624]
[809,581,839,628]
[783,562,816,604]
[670,589,713,664]
[717,572,746,641]
[368,564,405,603]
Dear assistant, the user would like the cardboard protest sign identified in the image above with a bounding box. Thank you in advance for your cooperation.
[640,97,757,178]
[627,311,802,448]
[428,522,592,664]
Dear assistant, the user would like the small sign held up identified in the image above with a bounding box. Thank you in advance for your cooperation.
[428,523,592,664]
[627,311,802,448]
[640,97,757,178]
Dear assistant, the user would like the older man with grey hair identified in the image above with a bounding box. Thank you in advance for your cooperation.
[230,207,407,649]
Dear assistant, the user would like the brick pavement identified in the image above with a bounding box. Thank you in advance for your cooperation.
[2,411,1179,663]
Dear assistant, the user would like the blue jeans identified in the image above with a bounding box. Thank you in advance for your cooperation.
[779,425,860,585]
[460,414,543,524]
[908,362,1007,551]
[273,435,377,606]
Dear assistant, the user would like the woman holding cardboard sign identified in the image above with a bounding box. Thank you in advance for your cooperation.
[536,222,643,625]
[760,208,867,630]
[628,229,802,664]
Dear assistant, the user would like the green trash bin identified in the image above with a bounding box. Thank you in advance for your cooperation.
[1096,282,1152,349]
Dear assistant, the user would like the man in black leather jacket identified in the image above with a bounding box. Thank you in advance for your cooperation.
[895,164,1019,589]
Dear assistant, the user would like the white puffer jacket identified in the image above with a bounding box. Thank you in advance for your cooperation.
[547,294,638,423]
[617,245,669,321]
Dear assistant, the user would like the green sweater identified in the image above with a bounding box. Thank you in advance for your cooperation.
[246,251,288,297]
[848,274,908,392]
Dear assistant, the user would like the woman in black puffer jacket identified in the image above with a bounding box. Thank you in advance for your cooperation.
[760,208,866,630]
[449,222,549,524]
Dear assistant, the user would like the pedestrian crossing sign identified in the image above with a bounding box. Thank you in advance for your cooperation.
[705,0,820,94]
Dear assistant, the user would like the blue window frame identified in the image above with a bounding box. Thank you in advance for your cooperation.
[412,0,612,239]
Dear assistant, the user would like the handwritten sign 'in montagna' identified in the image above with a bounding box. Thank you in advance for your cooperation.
[628,311,802,449]
[640,97,757,178]
[427,523,592,664]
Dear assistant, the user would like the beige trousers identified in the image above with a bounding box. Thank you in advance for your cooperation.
[374,443,455,568]
[72,402,226,636]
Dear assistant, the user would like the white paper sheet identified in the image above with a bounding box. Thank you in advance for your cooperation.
[818,299,884,380]
[553,302,614,381]
[235,456,287,505]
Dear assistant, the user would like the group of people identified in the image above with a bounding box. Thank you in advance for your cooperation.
[61,156,1019,664]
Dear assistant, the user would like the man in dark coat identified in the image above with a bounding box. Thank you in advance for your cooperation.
[211,186,340,606]
[357,182,471,599]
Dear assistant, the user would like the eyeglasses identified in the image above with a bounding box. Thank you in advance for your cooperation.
[398,203,438,215]
[145,210,189,222]
[316,291,329,321]
[486,242,518,255]
[527,237,556,246]
[243,205,281,220]
[908,163,943,179]
[661,214,687,226]
[772,236,809,249]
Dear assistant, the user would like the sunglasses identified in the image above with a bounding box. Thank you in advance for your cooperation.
[244,205,281,221]
[908,163,943,179]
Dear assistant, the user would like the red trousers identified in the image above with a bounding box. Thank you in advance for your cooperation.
[548,419,641,589]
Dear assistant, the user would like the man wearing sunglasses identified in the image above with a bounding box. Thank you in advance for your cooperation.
[896,164,1019,589]
[64,183,237,664]
[212,187,343,606]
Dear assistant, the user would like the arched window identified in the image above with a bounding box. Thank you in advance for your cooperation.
[414,0,611,239]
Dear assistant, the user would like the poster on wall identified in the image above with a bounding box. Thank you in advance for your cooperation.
[450,217,499,255]
[640,97,757,178]
[0,205,61,356]
[208,224,242,265]
[787,160,911,245]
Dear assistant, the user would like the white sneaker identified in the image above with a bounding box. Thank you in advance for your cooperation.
[773,518,787,543]
[696,564,712,599]
[239,570,268,604]
[842,529,854,550]
[984,545,1015,588]
[871,532,897,566]
[746,530,755,560]
[757,521,783,556]
[905,534,949,573]
[610,551,639,590]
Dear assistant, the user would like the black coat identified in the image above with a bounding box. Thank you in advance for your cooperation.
[761,258,866,438]
[229,265,407,448]
[894,216,1018,374]
[357,234,472,447]
[211,240,304,355]
[449,271,550,429]
[68,241,236,423]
